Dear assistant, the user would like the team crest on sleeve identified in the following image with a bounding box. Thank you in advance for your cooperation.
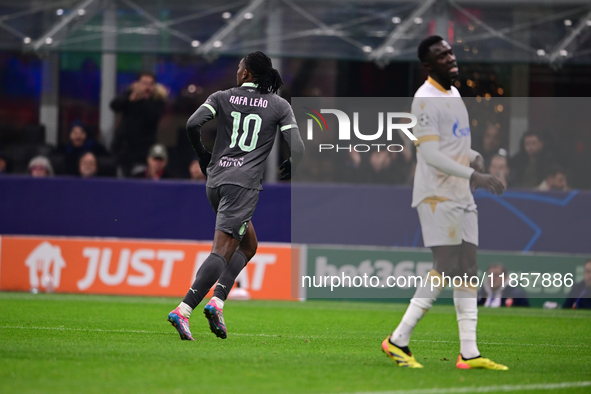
[419,113,430,127]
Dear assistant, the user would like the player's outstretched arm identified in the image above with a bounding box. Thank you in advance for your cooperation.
[186,106,215,175]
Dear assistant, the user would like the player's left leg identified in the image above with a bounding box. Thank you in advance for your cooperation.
[168,230,238,340]
[212,221,257,302]
[205,221,258,339]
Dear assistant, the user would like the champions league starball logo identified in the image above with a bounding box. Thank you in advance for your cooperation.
[302,107,417,153]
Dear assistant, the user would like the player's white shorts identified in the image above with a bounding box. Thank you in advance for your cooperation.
[417,200,478,247]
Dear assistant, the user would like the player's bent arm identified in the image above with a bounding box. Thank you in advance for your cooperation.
[186,105,215,158]
[469,149,484,173]
[469,149,481,163]
[418,140,474,179]
[280,125,305,168]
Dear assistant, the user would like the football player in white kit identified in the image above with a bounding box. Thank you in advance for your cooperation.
[382,36,507,370]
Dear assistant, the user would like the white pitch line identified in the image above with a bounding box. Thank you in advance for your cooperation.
[0,325,164,335]
[0,326,588,348]
[347,381,591,394]
[0,325,307,338]
[412,339,587,348]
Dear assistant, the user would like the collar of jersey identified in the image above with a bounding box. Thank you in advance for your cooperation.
[427,76,450,94]
[241,82,259,88]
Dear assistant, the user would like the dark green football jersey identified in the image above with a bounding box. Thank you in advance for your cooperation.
[200,82,303,190]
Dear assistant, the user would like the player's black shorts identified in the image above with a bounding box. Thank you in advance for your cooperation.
[206,184,259,241]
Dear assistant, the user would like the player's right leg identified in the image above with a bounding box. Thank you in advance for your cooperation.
[384,201,462,367]
[384,245,458,367]
[205,222,258,339]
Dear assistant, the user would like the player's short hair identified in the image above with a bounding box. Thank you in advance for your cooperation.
[418,35,444,62]
[243,51,283,94]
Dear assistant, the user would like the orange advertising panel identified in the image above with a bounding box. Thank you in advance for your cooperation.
[0,235,296,300]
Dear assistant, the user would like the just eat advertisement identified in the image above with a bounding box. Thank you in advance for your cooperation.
[0,235,295,300]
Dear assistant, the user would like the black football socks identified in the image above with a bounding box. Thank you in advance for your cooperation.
[182,253,227,309]
[213,250,248,301]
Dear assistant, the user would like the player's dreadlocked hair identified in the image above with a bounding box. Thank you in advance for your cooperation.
[417,35,443,62]
[243,51,283,94]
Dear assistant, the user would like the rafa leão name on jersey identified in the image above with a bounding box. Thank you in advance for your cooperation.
[229,95,269,108]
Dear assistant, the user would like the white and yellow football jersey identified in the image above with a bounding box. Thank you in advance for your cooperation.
[411,77,474,208]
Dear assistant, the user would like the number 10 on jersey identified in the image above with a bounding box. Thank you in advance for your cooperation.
[230,111,262,152]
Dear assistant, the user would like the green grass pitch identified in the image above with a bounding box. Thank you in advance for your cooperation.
[1,292,590,394]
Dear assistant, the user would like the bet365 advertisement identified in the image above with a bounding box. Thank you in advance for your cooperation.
[299,245,587,300]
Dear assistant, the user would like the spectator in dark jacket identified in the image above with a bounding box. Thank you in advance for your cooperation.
[478,263,530,307]
[110,72,167,176]
[56,122,108,176]
[509,131,556,189]
[563,260,591,310]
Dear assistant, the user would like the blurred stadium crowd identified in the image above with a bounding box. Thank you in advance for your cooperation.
[297,123,591,191]
[1,54,590,190]
[3,114,588,192]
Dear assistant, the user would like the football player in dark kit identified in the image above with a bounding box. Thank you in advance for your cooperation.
[168,51,304,341]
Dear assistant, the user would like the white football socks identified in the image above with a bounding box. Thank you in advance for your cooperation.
[391,270,443,347]
[178,302,193,318]
[454,286,480,359]
[211,296,225,309]
[177,296,225,319]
